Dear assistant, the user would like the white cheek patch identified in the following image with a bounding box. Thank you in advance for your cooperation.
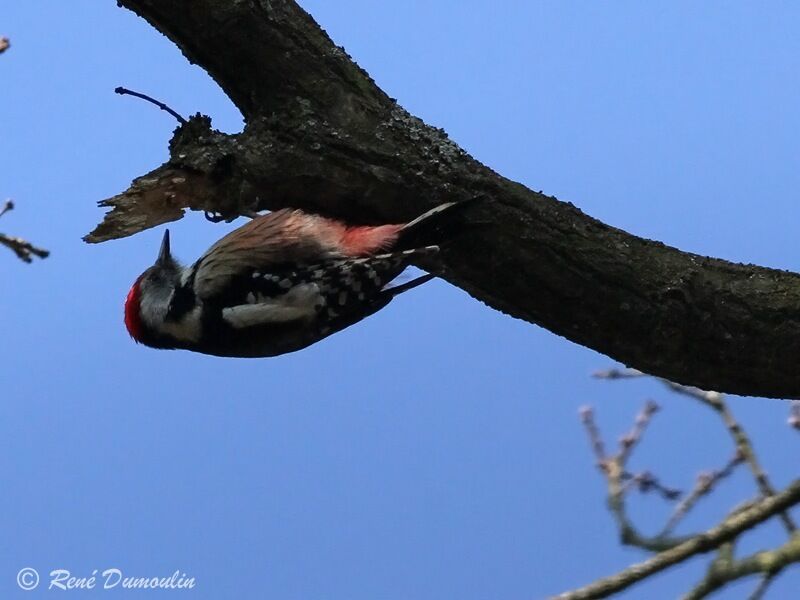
[222,283,321,329]
[139,291,170,335]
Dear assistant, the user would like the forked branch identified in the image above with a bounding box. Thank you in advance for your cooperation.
[556,373,800,599]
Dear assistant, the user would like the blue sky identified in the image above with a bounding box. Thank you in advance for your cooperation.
[2,2,800,598]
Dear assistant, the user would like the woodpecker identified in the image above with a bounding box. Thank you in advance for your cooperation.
[124,202,466,357]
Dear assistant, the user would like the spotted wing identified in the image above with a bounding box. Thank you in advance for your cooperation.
[219,246,439,330]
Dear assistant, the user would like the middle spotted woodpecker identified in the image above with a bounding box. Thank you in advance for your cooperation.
[124,202,468,357]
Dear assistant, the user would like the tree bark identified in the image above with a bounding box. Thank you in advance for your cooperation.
[87,0,800,399]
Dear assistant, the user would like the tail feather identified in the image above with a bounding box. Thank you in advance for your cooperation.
[383,273,436,297]
[396,197,480,249]
[371,245,440,262]
[400,202,460,233]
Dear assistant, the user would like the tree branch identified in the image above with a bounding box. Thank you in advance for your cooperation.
[552,480,800,600]
[596,368,797,533]
[661,452,744,537]
[568,372,800,598]
[682,535,800,600]
[88,0,800,398]
[746,572,778,600]
[0,200,49,263]
[580,403,690,554]
[0,233,50,262]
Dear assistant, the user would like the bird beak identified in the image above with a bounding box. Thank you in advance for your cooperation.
[156,229,171,265]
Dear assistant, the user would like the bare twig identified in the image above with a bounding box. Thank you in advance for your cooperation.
[594,368,796,534]
[621,470,682,502]
[0,53,49,263]
[617,400,658,464]
[0,234,50,262]
[552,481,800,600]
[0,199,13,219]
[661,451,746,536]
[580,402,688,553]
[114,86,187,124]
[747,572,778,600]
[579,406,606,464]
[0,200,50,262]
[568,370,800,598]
[659,384,790,535]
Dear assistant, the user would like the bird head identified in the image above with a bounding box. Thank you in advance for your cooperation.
[124,230,183,345]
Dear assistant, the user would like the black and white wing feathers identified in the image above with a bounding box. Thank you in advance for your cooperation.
[217,246,440,332]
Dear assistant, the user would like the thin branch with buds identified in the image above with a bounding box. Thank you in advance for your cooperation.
[661,451,745,537]
[594,367,796,534]
[553,481,800,600]
[0,200,49,263]
[555,370,800,599]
